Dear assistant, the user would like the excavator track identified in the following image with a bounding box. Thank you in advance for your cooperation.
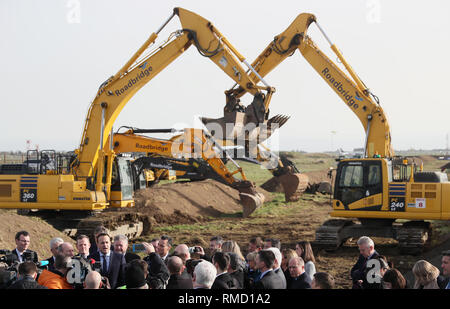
[314,219,355,250]
[75,210,145,241]
[21,209,147,241]
[396,222,431,256]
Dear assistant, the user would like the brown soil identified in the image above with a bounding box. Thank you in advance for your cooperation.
[0,210,75,261]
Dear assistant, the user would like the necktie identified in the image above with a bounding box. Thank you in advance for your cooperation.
[102,254,108,275]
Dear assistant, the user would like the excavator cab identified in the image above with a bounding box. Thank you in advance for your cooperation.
[334,159,383,208]
[109,156,135,208]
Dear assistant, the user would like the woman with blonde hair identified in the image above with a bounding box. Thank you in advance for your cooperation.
[281,249,298,272]
[221,240,245,262]
[412,260,440,289]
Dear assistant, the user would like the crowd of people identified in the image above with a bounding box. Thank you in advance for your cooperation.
[1,229,449,290]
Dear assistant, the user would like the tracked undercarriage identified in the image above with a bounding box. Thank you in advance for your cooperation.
[314,218,431,255]
[19,209,149,242]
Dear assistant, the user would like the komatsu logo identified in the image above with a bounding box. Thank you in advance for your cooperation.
[114,62,152,96]
[322,67,359,109]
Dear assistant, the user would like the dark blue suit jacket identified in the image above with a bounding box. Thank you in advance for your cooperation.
[88,251,126,289]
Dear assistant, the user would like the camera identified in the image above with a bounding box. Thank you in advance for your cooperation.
[188,246,202,254]
[132,243,146,253]
[22,251,36,263]
[0,250,15,265]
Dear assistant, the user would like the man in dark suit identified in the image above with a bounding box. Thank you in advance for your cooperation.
[211,251,238,289]
[11,231,38,264]
[88,233,126,289]
[287,257,311,289]
[253,250,284,289]
[166,256,193,289]
[350,236,380,289]
[113,235,140,264]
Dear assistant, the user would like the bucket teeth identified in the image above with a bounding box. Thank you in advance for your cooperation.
[268,114,290,129]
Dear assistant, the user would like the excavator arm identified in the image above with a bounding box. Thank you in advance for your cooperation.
[201,12,395,202]
[73,7,275,199]
[209,12,393,159]
[112,127,265,216]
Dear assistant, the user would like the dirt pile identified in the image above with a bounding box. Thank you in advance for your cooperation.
[130,179,272,227]
[0,210,75,261]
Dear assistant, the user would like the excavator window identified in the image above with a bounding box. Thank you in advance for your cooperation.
[338,164,363,188]
[335,160,383,207]
[368,164,381,186]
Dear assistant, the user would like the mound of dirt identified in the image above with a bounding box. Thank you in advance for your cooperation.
[131,179,272,226]
[0,210,75,262]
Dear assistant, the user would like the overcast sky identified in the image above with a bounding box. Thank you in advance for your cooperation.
[1,0,449,153]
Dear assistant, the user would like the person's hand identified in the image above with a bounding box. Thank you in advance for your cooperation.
[195,246,205,256]
[142,242,155,255]
[357,280,363,285]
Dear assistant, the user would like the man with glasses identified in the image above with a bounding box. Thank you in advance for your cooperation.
[11,231,38,263]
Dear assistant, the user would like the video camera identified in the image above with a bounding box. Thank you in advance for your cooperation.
[0,250,15,265]
[0,249,49,288]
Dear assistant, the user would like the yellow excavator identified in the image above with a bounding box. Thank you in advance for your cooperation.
[0,7,274,238]
[201,13,450,254]
[111,127,265,217]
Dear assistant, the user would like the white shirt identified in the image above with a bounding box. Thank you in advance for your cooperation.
[15,249,24,263]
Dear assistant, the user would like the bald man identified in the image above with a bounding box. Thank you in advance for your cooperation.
[58,242,75,258]
[174,244,191,264]
[84,271,102,289]
[166,255,193,289]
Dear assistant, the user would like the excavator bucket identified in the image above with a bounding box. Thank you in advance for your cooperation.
[233,181,265,217]
[239,192,265,218]
[262,173,309,202]
[280,173,309,202]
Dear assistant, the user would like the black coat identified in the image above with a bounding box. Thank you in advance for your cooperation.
[350,251,381,289]
[7,276,48,289]
[230,269,245,289]
[44,256,56,271]
[88,251,126,289]
[253,270,285,289]
[212,273,238,289]
[287,272,311,289]
[124,252,141,264]
[10,249,38,264]
[167,273,193,289]
[143,252,170,289]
